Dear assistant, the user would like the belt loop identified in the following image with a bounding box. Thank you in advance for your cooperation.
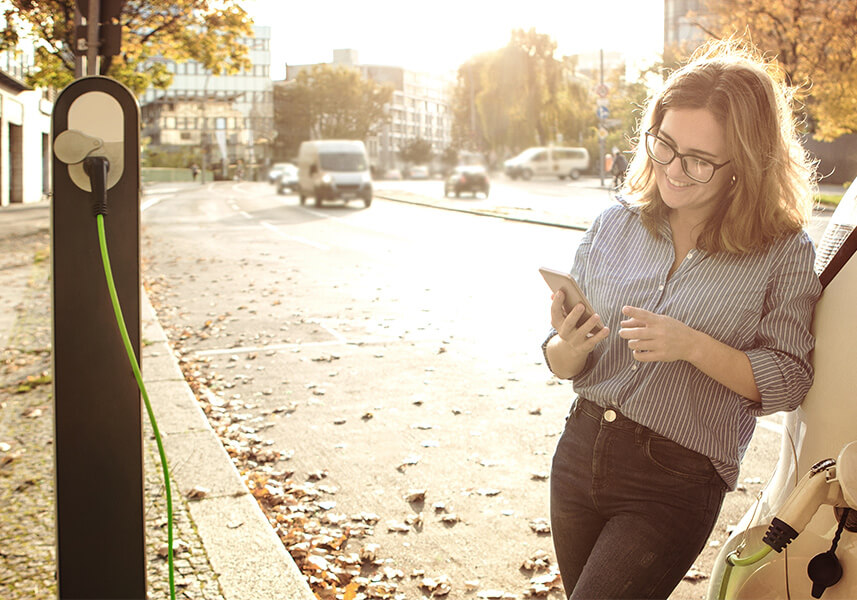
[634,424,646,446]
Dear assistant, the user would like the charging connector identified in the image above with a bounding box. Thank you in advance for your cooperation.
[83,156,109,216]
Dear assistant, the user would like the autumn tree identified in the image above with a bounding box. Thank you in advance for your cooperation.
[1,0,253,95]
[272,64,392,159]
[699,0,857,139]
[451,29,596,158]
[272,81,312,160]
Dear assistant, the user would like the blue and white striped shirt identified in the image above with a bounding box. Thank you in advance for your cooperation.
[544,200,822,489]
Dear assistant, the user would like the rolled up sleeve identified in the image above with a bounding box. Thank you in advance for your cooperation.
[742,235,821,416]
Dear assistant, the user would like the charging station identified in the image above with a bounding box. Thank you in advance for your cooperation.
[52,75,144,598]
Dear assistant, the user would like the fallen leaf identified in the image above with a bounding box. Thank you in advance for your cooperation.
[186,485,210,500]
[683,566,708,581]
[529,518,551,534]
[405,489,426,503]
[359,543,380,562]
[386,521,410,533]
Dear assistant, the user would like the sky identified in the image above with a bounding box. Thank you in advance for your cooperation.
[244,0,666,79]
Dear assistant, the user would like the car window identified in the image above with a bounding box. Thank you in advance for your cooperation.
[319,152,367,172]
[532,151,548,162]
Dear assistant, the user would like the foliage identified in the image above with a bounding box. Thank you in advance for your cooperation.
[2,0,253,95]
[439,146,459,171]
[450,28,640,162]
[700,0,857,139]
[398,138,433,165]
[272,81,312,160]
[272,64,392,159]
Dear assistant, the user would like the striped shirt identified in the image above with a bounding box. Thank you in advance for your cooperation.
[543,200,822,489]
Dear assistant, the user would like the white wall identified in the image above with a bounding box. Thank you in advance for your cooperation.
[0,86,52,206]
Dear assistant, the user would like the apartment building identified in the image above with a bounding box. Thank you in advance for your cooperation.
[284,49,454,173]
[139,25,275,170]
[0,47,52,205]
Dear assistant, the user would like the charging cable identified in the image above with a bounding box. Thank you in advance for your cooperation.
[86,156,176,600]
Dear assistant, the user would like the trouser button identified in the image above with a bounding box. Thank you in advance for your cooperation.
[603,409,617,422]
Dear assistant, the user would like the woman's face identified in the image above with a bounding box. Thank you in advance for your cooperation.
[652,108,733,220]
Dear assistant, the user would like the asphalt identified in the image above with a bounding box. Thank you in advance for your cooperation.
[0,178,838,599]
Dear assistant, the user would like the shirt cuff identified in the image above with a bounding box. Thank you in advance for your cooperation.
[742,348,812,416]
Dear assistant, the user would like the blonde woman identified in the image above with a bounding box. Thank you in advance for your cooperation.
[543,41,821,599]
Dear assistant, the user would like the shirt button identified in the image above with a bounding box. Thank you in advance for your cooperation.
[631,365,638,371]
[603,409,617,422]
[658,284,664,291]
[687,251,694,259]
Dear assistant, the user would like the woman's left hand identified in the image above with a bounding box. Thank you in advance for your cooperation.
[618,305,700,363]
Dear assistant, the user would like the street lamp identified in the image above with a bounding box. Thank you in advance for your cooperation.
[200,72,210,184]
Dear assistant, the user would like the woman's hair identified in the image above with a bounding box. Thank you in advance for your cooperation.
[624,39,817,254]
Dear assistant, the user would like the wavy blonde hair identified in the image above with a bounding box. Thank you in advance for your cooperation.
[624,40,817,254]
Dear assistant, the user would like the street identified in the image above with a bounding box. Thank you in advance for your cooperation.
[141,178,789,599]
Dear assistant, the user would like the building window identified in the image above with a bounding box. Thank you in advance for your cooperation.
[181,132,192,140]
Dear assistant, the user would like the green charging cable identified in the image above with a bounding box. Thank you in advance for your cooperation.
[717,545,773,600]
[97,213,176,600]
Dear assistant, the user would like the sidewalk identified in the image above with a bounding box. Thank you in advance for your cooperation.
[0,200,314,600]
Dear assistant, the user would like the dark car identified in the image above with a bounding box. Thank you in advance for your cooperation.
[444,165,490,198]
[276,163,299,194]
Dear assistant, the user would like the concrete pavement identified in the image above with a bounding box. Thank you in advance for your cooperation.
[0,198,314,600]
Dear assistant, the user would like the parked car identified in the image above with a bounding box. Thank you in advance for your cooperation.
[384,168,403,180]
[268,162,294,184]
[504,146,590,180]
[408,165,430,179]
[444,165,490,198]
[275,163,299,194]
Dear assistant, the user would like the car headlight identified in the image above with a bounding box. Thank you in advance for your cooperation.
[321,173,333,185]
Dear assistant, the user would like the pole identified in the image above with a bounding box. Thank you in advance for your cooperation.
[85,0,99,76]
[598,49,605,188]
[200,74,209,184]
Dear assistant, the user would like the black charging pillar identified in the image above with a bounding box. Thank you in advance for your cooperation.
[52,76,144,598]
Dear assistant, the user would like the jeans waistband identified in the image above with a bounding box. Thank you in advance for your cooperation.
[576,396,638,429]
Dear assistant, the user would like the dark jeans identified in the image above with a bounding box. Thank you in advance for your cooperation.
[550,397,727,599]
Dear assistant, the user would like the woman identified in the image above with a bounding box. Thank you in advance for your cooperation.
[543,41,822,599]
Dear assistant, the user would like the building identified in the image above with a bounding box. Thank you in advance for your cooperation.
[0,45,52,206]
[284,49,454,173]
[139,25,274,175]
[664,0,712,51]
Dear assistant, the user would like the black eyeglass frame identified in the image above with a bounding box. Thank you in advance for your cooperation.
[644,129,731,184]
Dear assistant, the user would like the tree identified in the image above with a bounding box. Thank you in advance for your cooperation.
[700,0,857,139]
[398,138,433,165]
[1,0,253,95]
[272,81,312,160]
[275,64,392,148]
[450,29,593,158]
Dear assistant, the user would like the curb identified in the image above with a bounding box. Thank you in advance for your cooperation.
[141,291,315,600]
[374,191,591,230]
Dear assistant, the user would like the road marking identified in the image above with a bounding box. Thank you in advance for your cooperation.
[260,220,329,250]
[196,339,373,357]
[239,211,253,219]
[141,196,171,212]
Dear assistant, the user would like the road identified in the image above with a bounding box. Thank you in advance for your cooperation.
[141,178,790,600]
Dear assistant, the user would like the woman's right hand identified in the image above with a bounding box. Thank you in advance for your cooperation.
[546,289,609,378]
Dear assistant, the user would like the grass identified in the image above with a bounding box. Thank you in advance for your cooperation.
[816,192,844,208]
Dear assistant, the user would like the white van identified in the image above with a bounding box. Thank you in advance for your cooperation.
[504,146,590,180]
[297,140,373,207]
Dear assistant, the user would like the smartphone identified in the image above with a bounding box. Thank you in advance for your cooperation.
[539,267,603,333]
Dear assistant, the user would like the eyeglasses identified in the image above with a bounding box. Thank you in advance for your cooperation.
[644,129,731,184]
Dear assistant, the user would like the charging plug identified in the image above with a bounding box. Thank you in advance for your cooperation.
[83,156,110,216]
